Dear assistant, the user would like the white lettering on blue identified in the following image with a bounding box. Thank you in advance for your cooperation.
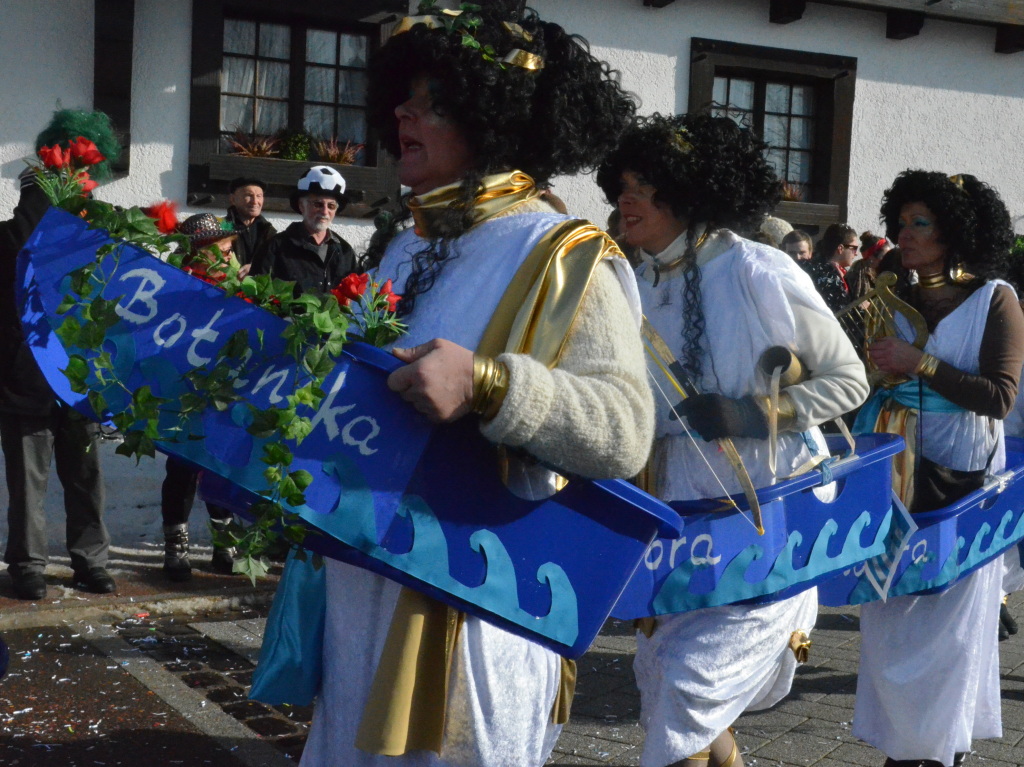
[341,416,380,456]
[644,540,664,571]
[153,313,187,347]
[115,268,165,324]
[251,366,291,405]
[187,310,223,367]
[310,370,355,440]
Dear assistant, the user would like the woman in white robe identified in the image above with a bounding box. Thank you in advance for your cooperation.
[596,113,868,767]
[851,170,1024,767]
[301,5,653,766]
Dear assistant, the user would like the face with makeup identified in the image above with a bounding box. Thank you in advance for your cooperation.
[394,75,476,195]
[616,170,686,254]
[897,202,948,275]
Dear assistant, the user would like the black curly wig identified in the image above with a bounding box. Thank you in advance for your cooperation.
[596,112,782,381]
[880,170,1013,281]
[365,1,637,316]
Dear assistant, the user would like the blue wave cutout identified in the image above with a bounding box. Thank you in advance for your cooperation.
[653,507,892,613]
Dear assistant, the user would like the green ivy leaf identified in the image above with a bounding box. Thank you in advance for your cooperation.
[56,294,78,314]
[262,441,293,467]
[234,554,270,585]
[289,469,314,491]
[61,355,90,394]
[55,315,83,347]
[87,390,107,418]
[312,310,335,334]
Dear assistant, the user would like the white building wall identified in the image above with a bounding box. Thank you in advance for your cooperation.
[1,0,1022,248]
[532,0,1024,234]
[0,0,94,210]
[0,0,373,247]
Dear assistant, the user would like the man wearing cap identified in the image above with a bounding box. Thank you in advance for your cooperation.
[249,166,359,295]
[0,111,118,600]
[225,177,275,267]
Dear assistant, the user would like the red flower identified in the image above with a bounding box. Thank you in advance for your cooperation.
[38,144,72,169]
[379,279,401,312]
[331,272,370,307]
[144,200,179,234]
[185,261,226,286]
[76,171,98,195]
[68,136,105,166]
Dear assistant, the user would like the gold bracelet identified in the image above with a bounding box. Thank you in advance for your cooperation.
[472,355,510,420]
[915,353,940,379]
[753,392,799,432]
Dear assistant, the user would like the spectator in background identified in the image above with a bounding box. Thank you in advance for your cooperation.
[225,176,275,272]
[847,231,893,300]
[780,229,814,263]
[806,222,858,312]
[752,215,793,249]
[0,110,119,600]
[249,166,360,296]
[160,213,245,582]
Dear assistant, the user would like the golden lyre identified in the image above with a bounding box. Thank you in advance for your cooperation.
[834,271,929,388]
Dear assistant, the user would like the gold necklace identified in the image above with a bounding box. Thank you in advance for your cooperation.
[918,271,949,289]
[651,230,710,287]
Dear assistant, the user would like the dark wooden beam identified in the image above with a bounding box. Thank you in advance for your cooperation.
[93,0,135,173]
[769,0,806,24]
[995,24,1024,54]
[886,9,925,40]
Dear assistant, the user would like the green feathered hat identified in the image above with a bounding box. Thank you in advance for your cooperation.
[34,109,122,181]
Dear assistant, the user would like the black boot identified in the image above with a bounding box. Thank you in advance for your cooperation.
[208,518,238,575]
[163,523,192,582]
[1001,602,1019,637]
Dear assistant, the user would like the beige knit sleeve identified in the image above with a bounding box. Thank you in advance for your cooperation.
[479,261,654,480]
[784,301,870,430]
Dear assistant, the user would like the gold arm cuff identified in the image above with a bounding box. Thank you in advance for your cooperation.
[754,392,799,432]
[472,355,510,421]
[686,750,712,761]
[915,353,940,379]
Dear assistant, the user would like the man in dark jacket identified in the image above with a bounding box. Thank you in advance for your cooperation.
[0,176,114,600]
[249,166,359,295]
[225,176,275,267]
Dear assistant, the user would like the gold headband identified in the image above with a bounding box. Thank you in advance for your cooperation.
[502,49,544,70]
[391,11,461,37]
[672,128,693,153]
[390,14,545,71]
[949,174,965,189]
[502,21,533,42]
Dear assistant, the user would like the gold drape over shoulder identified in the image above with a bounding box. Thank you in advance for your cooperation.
[868,401,918,510]
[356,172,625,755]
[407,171,539,239]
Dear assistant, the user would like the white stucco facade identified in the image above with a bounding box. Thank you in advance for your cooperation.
[532,0,1024,233]
[1,0,1023,246]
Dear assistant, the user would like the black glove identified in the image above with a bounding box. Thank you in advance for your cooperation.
[676,393,769,442]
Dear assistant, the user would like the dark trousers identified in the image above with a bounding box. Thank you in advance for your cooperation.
[1,406,108,575]
[161,456,232,527]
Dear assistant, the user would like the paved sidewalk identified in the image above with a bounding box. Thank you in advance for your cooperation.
[4,440,1024,765]
[7,597,1024,766]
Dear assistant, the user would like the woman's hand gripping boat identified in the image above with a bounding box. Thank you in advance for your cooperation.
[18,208,1024,655]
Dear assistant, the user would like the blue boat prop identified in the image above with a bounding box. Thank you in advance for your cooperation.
[612,433,904,619]
[819,437,1024,606]
[17,207,682,659]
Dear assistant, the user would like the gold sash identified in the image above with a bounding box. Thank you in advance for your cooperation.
[355,174,625,755]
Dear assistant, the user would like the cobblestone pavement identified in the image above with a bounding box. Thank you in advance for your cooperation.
[8,593,1018,766]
